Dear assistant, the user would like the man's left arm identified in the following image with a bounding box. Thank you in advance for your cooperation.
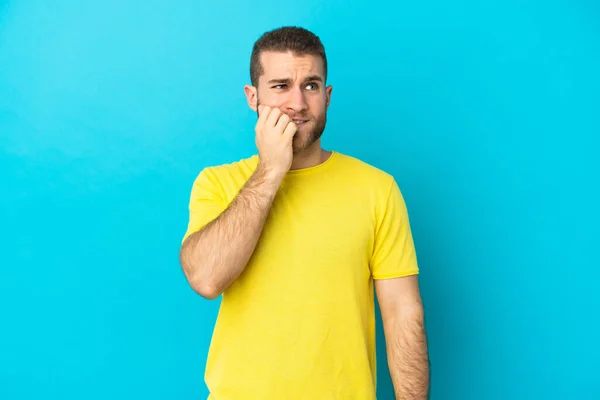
[375,274,430,400]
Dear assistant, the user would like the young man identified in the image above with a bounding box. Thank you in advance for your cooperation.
[180,26,430,400]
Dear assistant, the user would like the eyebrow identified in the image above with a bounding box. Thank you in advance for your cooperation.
[267,75,323,85]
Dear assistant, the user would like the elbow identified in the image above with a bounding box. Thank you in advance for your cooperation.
[184,267,222,300]
[192,281,222,300]
[180,245,221,300]
[183,268,222,300]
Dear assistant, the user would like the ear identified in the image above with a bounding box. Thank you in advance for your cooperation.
[325,85,333,109]
[244,84,258,111]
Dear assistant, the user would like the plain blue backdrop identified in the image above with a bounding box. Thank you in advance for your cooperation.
[1,0,599,399]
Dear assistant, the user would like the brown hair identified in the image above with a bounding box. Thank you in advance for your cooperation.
[250,26,328,87]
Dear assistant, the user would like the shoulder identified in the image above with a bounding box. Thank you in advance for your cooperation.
[201,154,259,177]
[189,154,259,196]
[194,154,259,183]
[333,151,397,192]
[334,153,415,231]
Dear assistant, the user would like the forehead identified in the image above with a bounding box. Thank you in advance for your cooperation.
[259,51,324,81]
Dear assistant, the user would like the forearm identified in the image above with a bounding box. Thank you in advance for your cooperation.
[386,306,430,399]
[180,164,281,299]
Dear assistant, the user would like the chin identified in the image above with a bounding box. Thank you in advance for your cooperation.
[292,137,317,154]
[291,117,326,154]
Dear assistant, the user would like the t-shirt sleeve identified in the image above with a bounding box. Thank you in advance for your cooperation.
[370,177,420,279]
[182,168,228,244]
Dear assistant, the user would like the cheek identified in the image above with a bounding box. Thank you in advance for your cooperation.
[266,92,288,105]
[257,92,277,106]
[311,94,327,108]
[308,100,326,115]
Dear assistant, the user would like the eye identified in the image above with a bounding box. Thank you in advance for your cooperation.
[272,84,287,89]
[305,82,319,90]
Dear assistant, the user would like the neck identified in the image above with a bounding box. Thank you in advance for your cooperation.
[290,142,331,170]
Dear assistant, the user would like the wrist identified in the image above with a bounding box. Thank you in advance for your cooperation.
[258,161,285,182]
[255,162,284,191]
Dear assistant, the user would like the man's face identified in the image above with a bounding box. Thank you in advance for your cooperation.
[246,51,332,154]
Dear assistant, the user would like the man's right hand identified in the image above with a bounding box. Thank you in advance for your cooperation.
[255,105,297,181]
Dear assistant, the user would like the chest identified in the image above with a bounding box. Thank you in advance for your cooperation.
[247,180,376,286]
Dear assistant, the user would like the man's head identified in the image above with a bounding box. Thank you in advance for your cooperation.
[244,26,332,154]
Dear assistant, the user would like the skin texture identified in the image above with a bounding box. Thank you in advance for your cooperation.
[179,104,296,299]
[244,51,333,170]
[376,275,430,399]
[180,49,430,398]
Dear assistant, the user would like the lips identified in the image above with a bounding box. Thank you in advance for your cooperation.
[293,119,308,125]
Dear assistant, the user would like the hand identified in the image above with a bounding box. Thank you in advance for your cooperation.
[254,105,297,181]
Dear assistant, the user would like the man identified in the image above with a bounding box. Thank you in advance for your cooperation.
[180,26,430,400]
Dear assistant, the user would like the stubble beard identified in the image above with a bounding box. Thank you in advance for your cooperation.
[256,99,327,155]
[292,111,326,154]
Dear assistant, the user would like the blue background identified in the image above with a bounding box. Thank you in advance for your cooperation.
[1,0,599,399]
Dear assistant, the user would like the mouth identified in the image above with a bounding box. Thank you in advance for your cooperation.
[293,119,309,125]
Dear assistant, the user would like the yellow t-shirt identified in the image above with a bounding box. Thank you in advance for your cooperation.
[182,151,419,400]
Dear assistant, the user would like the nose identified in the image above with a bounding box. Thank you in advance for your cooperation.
[283,86,308,115]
